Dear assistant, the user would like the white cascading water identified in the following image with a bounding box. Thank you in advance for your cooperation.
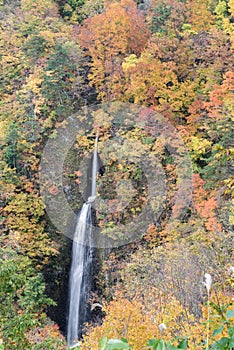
[67,135,98,348]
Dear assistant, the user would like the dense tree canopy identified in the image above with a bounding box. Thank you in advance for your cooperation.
[0,0,233,348]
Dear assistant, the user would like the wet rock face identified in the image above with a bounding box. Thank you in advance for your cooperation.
[43,233,102,337]
[44,236,72,334]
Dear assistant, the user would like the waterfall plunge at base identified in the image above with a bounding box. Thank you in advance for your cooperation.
[67,203,93,346]
[67,135,98,348]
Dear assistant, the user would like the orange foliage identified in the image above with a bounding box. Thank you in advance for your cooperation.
[193,174,222,232]
[186,0,214,31]
[48,184,60,195]
[187,99,206,134]
[79,0,149,100]
[205,71,234,119]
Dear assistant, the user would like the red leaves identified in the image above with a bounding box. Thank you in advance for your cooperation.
[193,174,222,232]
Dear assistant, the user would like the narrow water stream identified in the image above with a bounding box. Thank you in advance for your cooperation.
[67,135,98,348]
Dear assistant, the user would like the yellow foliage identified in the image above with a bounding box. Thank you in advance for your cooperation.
[24,76,43,95]
[122,54,138,71]
[21,0,58,16]
[4,192,58,264]
[82,295,158,350]
[214,0,234,47]
[40,30,57,48]
[228,0,234,16]
[189,136,212,160]
[82,283,233,350]
[82,289,198,350]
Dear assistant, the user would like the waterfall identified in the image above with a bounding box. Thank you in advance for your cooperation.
[91,134,98,197]
[67,135,98,348]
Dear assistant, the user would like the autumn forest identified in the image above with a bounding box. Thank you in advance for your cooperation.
[0,0,234,349]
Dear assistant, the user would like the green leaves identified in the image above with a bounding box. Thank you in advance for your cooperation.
[99,337,130,350]
[211,337,230,349]
[177,339,188,349]
[209,308,234,349]
[213,326,224,337]
[148,339,167,350]
[22,35,47,61]
[4,122,19,169]
[100,336,108,350]
[211,326,234,349]
[147,338,188,350]
[41,42,85,117]
[0,247,56,349]
[226,310,234,320]
[149,2,172,34]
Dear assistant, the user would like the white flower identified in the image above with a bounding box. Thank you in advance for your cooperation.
[228,266,234,277]
[158,323,167,333]
[70,342,81,349]
[203,273,212,294]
